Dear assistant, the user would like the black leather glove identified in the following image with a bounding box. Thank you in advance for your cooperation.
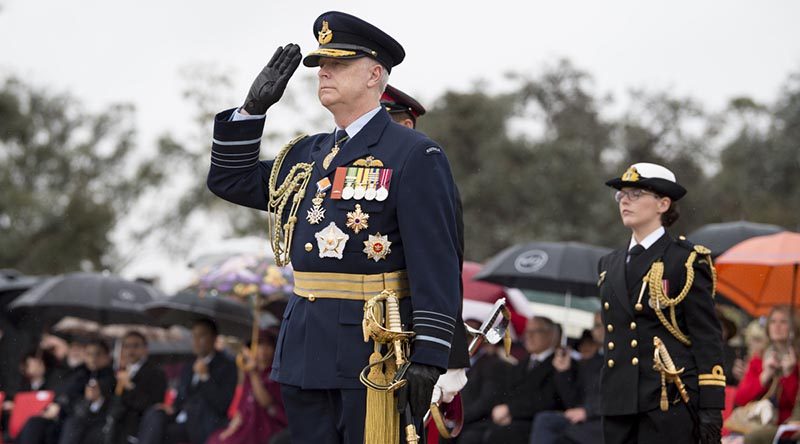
[397,363,441,420]
[242,43,302,115]
[697,409,722,444]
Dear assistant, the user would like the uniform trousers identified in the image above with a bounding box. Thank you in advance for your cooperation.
[602,402,696,444]
[280,384,366,444]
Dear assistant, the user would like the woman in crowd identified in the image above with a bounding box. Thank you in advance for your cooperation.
[206,331,286,444]
[734,305,799,424]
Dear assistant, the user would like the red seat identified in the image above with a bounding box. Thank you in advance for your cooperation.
[227,384,244,419]
[8,391,55,440]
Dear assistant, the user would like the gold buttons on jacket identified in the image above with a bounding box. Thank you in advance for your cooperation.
[305,243,313,252]
[607,324,614,333]
[308,294,316,302]
[608,342,615,350]
[607,359,615,368]
[604,302,610,310]
[632,357,639,366]
[630,322,637,330]
[631,339,638,348]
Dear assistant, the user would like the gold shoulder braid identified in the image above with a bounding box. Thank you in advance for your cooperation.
[267,134,312,266]
[645,245,716,346]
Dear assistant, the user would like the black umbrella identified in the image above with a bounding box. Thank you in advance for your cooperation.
[475,241,612,297]
[144,290,255,339]
[687,220,784,257]
[0,269,45,311]
[8,272,162,325]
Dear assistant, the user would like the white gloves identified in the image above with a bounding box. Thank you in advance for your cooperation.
[430,368,468,404]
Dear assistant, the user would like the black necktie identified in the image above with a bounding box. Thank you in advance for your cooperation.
[627,244,645,270]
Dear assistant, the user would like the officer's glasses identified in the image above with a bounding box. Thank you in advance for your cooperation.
[614,189,659,203]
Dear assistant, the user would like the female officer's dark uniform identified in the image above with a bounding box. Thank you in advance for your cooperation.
[598,163,725,444]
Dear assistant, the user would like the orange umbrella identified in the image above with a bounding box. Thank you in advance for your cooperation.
[715,232,800,317]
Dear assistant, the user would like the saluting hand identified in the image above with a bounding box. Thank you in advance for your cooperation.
[242,43,302,115]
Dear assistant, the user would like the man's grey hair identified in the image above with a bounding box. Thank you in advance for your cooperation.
[378,65,390,92]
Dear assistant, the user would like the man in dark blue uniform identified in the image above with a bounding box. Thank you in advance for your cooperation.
[381,85,470,406]
[598,163,725,444]
[207,11,461,444]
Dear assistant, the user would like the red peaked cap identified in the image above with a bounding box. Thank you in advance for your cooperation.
[380,84,426,119]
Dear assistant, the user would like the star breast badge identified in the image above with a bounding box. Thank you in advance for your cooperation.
[363,233,391,262]
[346,204,370,234]
[315,222,349,259]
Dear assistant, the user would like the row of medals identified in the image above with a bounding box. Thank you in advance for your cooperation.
[341,167,390,202]
[305,175,390,262]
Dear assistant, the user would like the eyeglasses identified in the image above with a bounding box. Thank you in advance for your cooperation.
[614,189,659,203]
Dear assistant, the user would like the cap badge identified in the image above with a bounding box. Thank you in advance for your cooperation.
[318,20,333,45]
[621,166,640,182]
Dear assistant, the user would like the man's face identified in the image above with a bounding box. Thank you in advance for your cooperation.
[121,335,147,365]
[84,344,110,371]
[523,318,554,355]
[191,324,216,357]
[317,57,377,109]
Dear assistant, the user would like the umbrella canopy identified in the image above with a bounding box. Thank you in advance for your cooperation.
[474,241,612,297]
[144,290,255,338]
[198,254,293,301]
[688,221,784,257]
[716,232,800,317]
[9,272,162,325]
[0,269,45,311]
[462,262,506,303]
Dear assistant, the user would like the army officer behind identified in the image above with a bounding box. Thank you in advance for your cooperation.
[597,163,725,444]
[207,11,461,444]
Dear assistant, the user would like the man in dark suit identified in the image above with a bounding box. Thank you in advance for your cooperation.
[530,312,605,444]
[137,319,237,444]
[598,163,725,444]
[208,11,461,443]
[18,338,116,444]
[102,331,167,444]
[484,316,566,444]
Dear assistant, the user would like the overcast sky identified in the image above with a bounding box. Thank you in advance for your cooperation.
[1,0,799,289]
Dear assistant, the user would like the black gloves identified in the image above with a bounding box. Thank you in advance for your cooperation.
[697,409,722,444]
[242,44,302,115]
[397,363,441,419]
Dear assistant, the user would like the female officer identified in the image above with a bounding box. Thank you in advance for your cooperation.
[597,163,725,444]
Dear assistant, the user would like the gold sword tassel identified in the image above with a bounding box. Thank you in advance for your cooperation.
[652,336,690,412]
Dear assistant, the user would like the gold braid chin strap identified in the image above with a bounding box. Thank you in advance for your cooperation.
[267,135,311,266]
[646,247,716,346]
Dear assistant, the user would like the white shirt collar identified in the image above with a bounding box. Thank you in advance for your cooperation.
[628,226,665,251]
[128,358,146,378]
[530,348,555,363]
[336,106,382,140]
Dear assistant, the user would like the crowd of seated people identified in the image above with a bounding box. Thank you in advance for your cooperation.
[1,318,287,444]
[4,306,800,444]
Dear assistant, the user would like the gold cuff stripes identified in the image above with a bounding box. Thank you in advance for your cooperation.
[698,365,726,387]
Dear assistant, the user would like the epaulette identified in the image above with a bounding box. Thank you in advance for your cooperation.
[676,236,712,257]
